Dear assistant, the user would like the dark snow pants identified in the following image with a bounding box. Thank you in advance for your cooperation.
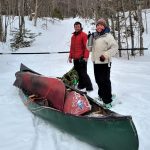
[73,59,93,90]
[94,63,112,104]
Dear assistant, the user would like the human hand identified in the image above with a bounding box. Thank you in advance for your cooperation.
[83,58,88,62]
[68,58,72,63]
[100,55,105,62]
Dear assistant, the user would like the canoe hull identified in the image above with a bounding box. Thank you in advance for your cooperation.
[20,90,139,150]
[16,64,139,150]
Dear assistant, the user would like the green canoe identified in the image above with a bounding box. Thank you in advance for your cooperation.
[15,64,139,150]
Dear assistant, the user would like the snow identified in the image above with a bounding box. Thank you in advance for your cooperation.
[0,15,150,150]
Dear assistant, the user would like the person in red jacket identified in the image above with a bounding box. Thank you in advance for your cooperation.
[69,22,93,91]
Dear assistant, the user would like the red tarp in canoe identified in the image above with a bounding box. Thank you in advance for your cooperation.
[14,71,66,111]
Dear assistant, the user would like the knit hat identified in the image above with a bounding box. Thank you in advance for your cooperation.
[96,18,107,27]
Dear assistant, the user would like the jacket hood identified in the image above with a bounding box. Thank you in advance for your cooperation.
[92,27,110,40]
[98,27,110,35]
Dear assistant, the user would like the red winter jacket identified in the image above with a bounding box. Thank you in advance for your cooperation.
[69,31,89,59]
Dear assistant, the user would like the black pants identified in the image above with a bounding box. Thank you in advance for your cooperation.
[94,63,112,104]
[73,59,93,90]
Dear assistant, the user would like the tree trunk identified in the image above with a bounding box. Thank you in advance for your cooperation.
[0,16,3,42]
[121,0,129,59]
[116,0,122,58]
[129,10,134,56]
[144,10,148,34]
[117,12,122,57]
[137,0,144,55]
[17,0,25,50]
[110,15,116,39]
[0,0,3,42]
[34,0,38,26]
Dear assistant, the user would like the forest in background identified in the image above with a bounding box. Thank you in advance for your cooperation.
[0,0,150,57]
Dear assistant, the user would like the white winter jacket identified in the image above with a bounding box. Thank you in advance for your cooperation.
[91,32,118,64]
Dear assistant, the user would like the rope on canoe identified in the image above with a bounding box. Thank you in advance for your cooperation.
[24,94,50,112]
[24,99,58,113]
[23,93,61,113]
[30,106,51,113]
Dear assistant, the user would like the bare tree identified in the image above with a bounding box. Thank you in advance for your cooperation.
[0,0,3,42]
[121,0,130,59]
[34,0,38,26]
[137,0,144,55]
[18,0,25,33]
[0,0,148,55]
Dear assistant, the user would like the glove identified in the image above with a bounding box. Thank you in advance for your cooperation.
[100,55,105,62]
[69,58,72,63]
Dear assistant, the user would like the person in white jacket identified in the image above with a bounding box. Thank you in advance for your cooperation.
[88,18,118,109]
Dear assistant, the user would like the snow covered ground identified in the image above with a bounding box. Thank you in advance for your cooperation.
[0,16,150,150]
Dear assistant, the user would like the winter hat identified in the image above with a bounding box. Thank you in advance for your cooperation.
[96,18,107,27]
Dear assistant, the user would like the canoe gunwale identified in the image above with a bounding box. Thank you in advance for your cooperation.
[19,89,132,121]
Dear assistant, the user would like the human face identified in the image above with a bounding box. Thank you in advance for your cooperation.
[96,24,105,32]
[74,24,82,32]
